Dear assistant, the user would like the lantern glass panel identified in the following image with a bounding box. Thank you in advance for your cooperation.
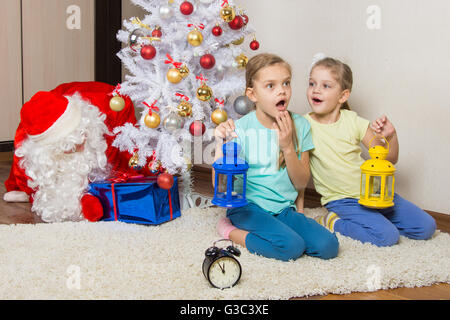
[385,175,393,199]
[361,173,366,197]
[217,173,228,194]
[369,175,382,198]
[233,174,244,195]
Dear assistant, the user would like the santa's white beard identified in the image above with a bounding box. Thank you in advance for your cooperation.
[16,102,110,223]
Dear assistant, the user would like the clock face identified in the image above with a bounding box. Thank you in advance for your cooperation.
[208,256,241,289]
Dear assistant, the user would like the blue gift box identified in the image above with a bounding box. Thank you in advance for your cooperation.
[87,176,181,225]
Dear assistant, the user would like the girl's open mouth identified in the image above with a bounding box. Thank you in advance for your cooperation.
[312,97,323,105]
[276,100,287,111]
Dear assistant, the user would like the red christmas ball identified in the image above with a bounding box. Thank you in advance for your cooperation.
[250,40,260,51]
[157,173,174,190]
[152,28,162,38]
[189,121,206,136]
[228,16,244,30]
[200,54,216,69]
[212,25,223,37]
[242,14,249,25]
[180,1,194,15]
[141,44,156,60]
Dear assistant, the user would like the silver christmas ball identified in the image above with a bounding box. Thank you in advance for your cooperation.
[234,96,254,115]
[163,112,185,133]
[160,5,174,19]
[199,0,214,3]
[129,29,146,47]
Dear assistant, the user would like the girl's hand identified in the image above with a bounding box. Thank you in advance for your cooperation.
[214,119,238,144]
[371,115,396,140]
[273,111,294,152]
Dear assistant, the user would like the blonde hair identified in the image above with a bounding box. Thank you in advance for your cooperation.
[245,53,299,170]
[311,57,353,110]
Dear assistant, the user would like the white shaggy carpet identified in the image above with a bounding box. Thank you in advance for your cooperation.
[0,207,449,300]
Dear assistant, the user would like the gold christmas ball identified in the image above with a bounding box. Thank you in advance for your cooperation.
[179,64,190,78]
[167,68,183,84]
[220,5,236,22]
[232,37,244,45]
[128,152,141,170]
[177,101,193,117]
[110,96,126,112]
[211,108,228,125]
[187,29,204,47]
[196,84,213,102]
[144,112,161,128]
[235,53,249,69]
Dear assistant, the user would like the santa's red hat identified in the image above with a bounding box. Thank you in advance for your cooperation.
[21,91,83,145]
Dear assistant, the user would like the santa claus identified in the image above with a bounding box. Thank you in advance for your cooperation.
[3,82,138,223]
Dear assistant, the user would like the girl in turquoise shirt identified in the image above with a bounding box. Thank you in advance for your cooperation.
[212,54,339,261]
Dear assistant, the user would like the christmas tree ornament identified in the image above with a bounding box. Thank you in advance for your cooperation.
[160,4,174,19]
[200,53,216,69]
[180,1,194,15]
[197,84,213,102]
[250,39,260,51]
[220,5,236,22]
[157,172,174,190]
[211,108,228,125]
[144,112,161,128]
[143,100,161,129]
[231,37,244,45]
[199,0,214,3]
[233,95,254,115]
[196,74,212,102]
[229,15,244,30]
[140,44,157,60]
[167,68,183,84]
[129,28,146,48]
[212,24,223,37]
[152,26,162,38]
[163,111,185,133]
[179,64,190,78]
[241,14,249,26]
[149,160,162,174]
[235,53,248,69]
[128,152,143,170]
[187,28,204,47]
[165,54,185,83]
[177,100,193,117]
[109,96,126,112]
[189,120,206,136]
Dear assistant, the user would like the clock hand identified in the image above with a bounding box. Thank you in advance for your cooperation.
[219,262,225,274]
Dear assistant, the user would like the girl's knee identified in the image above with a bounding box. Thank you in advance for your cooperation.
[315,234,339,260]
[277,236,305,262]
[416,214,436,240]
[374,225,399,247]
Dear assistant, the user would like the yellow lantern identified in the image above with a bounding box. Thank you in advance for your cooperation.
[359,136,396,209]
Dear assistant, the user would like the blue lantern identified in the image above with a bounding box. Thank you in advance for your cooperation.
[212,142,249,208]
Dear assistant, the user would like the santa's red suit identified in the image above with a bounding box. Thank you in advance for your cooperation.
[4,81,138,222]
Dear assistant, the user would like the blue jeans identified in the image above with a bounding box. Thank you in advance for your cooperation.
[227,202,339,262]
[325,194,436,247]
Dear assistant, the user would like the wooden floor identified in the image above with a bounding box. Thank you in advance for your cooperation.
[1,152,449,300]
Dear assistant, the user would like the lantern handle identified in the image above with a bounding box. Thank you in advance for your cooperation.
[369,134,390,152]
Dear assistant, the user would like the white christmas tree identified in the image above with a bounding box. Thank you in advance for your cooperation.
[112,0,258,197]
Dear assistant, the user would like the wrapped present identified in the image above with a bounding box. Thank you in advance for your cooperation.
[87,174,181,225]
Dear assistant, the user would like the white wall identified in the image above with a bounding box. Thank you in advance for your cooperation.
[122,0,450,214]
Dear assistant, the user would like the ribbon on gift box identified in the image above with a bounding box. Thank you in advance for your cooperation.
[108,173,174,222]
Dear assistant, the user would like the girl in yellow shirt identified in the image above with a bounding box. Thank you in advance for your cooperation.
[305,56,436,247]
